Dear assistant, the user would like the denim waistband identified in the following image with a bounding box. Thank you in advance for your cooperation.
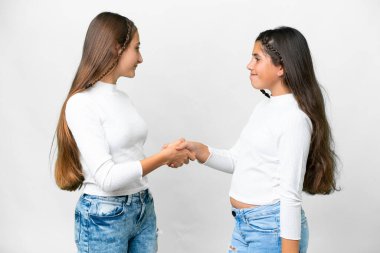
[82,188,150,205]
[231,201,280,218]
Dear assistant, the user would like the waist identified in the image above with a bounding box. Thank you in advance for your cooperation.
[231,201,280,219]
[230,197,258,209]
[82,188,151,204]
[82,177,148,196]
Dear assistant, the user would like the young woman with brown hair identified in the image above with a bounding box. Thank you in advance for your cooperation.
[54,12,194,253]
[172,27,338,253]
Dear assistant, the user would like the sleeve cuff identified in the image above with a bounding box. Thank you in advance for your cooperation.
[200,146,213,165]
[280,202,302,240]
[202,146,235,174]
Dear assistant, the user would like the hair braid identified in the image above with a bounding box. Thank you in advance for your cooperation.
[87,23,133,88]
[261,37,283,63]
[258,36,285,98]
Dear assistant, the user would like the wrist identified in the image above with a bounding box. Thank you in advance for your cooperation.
[195,143,210,163]
[157,150,170,166]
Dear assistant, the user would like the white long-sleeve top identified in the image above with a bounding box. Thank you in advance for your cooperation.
[65,81,148,196]
[204,93,312,240]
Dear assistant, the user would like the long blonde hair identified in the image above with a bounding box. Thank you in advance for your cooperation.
[54,12,137,191]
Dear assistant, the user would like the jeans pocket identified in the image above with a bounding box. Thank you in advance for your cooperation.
[90,200,125,217]
[74,211,81,244]
[89,199,125,226]
[246,215,279,234]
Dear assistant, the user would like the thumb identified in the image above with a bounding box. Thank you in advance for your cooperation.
[176,141,187,151]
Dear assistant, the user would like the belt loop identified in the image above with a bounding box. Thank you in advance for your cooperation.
[242,212,248,224]
[139,190,145,204]
[126,194,132,206]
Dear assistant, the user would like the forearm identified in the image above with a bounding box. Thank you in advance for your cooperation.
[281,238,299,253]
[141,145,193,175]
[202,147,235,173]
[174,140,234,173]
[140,152,168,177]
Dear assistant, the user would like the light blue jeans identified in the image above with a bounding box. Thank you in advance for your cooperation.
[74,189,157,253]
[229,202,308,253]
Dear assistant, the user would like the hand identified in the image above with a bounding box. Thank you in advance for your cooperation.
[175,140,210,163]
[161,138,185,150]
[161,138,196,168]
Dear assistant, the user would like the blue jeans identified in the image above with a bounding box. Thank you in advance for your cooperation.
[229,202,308,253]
[74,189,157,253]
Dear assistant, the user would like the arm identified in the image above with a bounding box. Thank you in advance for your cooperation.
[141,140,195,176]
[282,238,300,253]
[174,140,239,174]
[66,95,192,192]
[278,113,312,252]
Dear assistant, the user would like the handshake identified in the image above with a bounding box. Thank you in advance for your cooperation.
[160,138,209,168]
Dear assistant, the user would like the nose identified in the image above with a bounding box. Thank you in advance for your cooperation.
[138,52,143,64]
[247,58,254,71]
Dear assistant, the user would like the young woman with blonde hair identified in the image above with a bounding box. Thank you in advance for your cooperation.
[54,12,194,253]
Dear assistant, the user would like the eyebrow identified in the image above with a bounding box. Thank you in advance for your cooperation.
[252,53,260,57]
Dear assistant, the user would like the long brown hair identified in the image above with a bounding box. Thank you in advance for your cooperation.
[54,12,137,191]
[257,27,339,195]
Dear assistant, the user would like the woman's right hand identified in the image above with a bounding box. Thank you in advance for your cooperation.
[163,139,210,164]
[160,139,196,168]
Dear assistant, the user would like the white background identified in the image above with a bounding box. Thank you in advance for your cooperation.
[1,0,379,252]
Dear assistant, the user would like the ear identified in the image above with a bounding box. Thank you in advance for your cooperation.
[115,44,122,55]
[277,65,284,77]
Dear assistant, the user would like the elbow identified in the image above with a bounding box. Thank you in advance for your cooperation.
[93,160,143,193]
[100,174,140,193]
[280,191,302,207]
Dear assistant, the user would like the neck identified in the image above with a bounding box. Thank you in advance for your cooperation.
[100,73,119,84]
[269,81,291,96]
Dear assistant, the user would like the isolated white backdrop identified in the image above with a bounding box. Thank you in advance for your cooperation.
[0,0,379,252]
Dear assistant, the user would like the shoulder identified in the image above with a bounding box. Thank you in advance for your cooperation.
[281,106,313,134]
[66,91,92,107]
[65,91,98,117]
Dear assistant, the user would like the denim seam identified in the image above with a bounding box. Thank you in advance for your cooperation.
[75,211,81,244]
[237,221,247,241]
[83,210,90,253]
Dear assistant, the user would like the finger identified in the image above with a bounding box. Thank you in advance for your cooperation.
[172,162,180,168]
[176,141,187,151]
[172,138,185,146]
[184,159,189,164]
[188,151,196,161]
[162,144,169,150]
[185,150,195,160]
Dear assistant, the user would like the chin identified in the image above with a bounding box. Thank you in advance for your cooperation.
[250,81,263,90]
[124,72,135,78]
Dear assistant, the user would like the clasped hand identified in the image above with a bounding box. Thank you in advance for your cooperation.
[161,138,195,168]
